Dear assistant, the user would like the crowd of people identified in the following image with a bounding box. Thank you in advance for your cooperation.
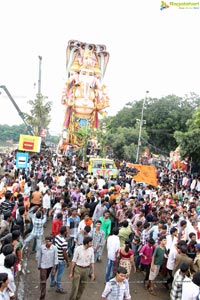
[0,151,200,299]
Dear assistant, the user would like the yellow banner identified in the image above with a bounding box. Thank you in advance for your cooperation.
[18,135,41,153]
[127,163,158,187]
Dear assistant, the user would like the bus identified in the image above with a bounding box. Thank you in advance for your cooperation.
[88,158,119,178]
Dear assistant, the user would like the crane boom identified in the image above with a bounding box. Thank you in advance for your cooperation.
[0,85,34,136]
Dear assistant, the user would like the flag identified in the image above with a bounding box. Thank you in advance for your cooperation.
[127,163,158,187]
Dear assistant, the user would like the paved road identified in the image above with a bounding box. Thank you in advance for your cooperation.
[16,222,170,300]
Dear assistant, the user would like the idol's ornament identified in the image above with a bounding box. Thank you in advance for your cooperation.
[58,40,110,155]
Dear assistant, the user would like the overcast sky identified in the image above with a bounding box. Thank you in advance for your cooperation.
[0,0,199,134]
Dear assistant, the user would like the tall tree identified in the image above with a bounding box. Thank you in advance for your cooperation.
[73,126,94,163]
[24,94,52,136]
[0,124,28,142]
[144,93,200,153]
[108,93,200,156]
[106,126,149,161]
[95,116,111,158]
[175,105,200,163]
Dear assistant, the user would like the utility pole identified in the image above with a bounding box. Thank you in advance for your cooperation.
[37,55,42,137]
[38,56,42,96]
[136,91,149,163]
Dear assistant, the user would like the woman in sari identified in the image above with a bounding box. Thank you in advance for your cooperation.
[117,238,136,279]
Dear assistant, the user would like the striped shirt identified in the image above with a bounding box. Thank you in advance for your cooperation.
[141,229,150,245]
[55,234,68,261]
[102,278,131,300]
[170,269,185,300]
[1,200,12,216]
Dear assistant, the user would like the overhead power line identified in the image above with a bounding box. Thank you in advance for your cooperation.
[140,136,169,156]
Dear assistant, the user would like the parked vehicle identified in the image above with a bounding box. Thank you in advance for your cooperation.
[88,157,119,178]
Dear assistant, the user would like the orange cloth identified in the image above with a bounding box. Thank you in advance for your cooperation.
[0,187,6,199]
[127,163,158,187]
[109,193,118,203]
[84,219,93,227]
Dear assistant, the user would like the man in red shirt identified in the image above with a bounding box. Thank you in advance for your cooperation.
[52,213,63,237]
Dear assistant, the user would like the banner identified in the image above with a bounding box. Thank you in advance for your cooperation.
[40,129,47,137]
[18,134,41,153]
[127,163,158,187]
[16,152,29,169]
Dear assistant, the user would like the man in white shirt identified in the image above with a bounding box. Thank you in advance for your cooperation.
[181,271,200,300]
[41,182,49,195]
[97,176,106,190]
[105,227,120,282]
[0,272,10,300]
[0,244,14,267]
[37,180,44,193]
[166,227,178,252]
[0,253,17,298]
[69,236,95,300]
[57,172,66,188]
[166,243,179,288]
[42,189,51,217]
[77,213,93,232]
[38,236,58,299]
[170,263,189,300]
[51,198,64,219]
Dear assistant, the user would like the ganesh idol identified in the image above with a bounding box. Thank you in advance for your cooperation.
[59,40,110,150]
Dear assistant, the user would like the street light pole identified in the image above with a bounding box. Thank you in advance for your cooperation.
[38,56,42,96]
[37,56,43,136]
[135,91,149,163]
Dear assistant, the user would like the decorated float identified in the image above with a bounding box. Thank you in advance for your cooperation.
[169,146,188,171]
[57,40,110,157]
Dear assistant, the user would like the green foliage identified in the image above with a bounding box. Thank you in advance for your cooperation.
[109,101,142,130]
[1,92,199,163]
[24,94,52,136]
[187,106,200,129]
[0,124,28,142]
[123,143,138,162]
[0,123,59,146]
[175,129,200,162]
[46,134,59,144]
[143,94,200,153]
[106,126,148,161]
[107,93,200,161]
[95,116,112,157]
[174,104,200,163]
[73,126,94,162]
